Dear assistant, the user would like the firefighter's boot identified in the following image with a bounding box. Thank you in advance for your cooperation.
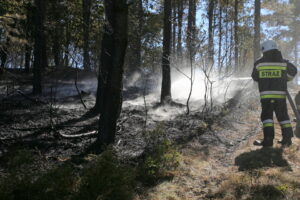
[254,127,274,147]
[278,127,293,147]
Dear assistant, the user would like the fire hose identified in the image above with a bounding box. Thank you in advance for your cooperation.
[286,90,300,138]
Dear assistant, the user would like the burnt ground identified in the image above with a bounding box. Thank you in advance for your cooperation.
[0,69,243,171]
[1,69,300,199]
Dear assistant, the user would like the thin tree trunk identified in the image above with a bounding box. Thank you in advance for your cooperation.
[253,0,261,61]
[177,0,183,58]
[234,0,239,70]
[53,36,61,67]
[83,0,92,71]
[97,0,129,145]
[25,3,32,73]
[218,3,223,71]
[172,2,177,56]
[25,45,31,73]
[229,23,233,69]
[0,47,7,69]
[33,0,47,94]
[225,0,229,70]
[292,0,300,65]
[208,0,215,65]
[187,0,196,61]
[161,0,172,104]
[64,25,70,67]
[136,0,143,68]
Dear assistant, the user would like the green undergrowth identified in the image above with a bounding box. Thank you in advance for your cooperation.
[139,125,181,185]
[0,125,181,200]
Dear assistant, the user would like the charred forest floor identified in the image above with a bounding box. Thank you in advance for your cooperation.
[1,69,300,200]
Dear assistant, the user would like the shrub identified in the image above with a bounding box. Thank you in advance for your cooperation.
[0,164,75,200]
[30,164,75,200]
[0,147,75,200]
[73,147,136,200]
[6,148,34,171]
[140,125,181,185]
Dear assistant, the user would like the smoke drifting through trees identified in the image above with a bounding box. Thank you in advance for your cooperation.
[0,0,300,146]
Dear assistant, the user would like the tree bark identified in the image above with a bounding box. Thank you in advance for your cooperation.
[172,2,177,55]
[136,0,143,68]
[218,3,223,71]
[97,0,129,145]
[24,2,33,73]
[129,0,143,72]
[64,24,70,67]
[177,0,183,58]
[83,0,92,71]
[187,0,196,61]
[25,45,31,73]
[0,47,7,69]
[208,0,215,65]
[53,36,62,67]
[161,0,172,104]
[253,0,261,61]
[33,0,47,94]
[292,0,300,65]
[234,0,239,70]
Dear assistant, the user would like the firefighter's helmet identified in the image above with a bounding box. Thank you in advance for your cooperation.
[261,40,278,53]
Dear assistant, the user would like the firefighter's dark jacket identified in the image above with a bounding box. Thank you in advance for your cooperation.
[251,49,297,99]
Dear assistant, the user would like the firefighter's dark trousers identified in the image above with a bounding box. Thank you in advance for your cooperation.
[261,98,293,141]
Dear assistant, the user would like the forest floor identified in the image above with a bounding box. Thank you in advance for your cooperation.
[138,87,300,200]
[0,69,300,199]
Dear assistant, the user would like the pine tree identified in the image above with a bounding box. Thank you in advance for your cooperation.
[33,0,47,94]
[98,0,129,145]
[253,0,261,61]
[161,0,172,104]
[82,0,92,71]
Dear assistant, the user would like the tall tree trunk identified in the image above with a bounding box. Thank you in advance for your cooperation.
[208,0,215,65]
[25,44,31,73]
[161,0,172,104]
[292,0,300,65]
[24,3,32,73]
[234,0,239,70]
[187,0,196,61]
[130,0,143,72]
[218,3,223,71]
[136,0,143,68]
[83,0,92,71]
[172,2,177,55]
[0,47,7,69]
[229,23,233,69]
[97,0,129,145]
[53,35,61,67]
[177,0,183,58]
[64,25,70,67]
[94,23,112,113]
[253,0,261,61]
[33,0,47,94]
[292,0,300,83]
[225,0,229,71]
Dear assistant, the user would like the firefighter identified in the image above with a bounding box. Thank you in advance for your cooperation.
[252,40,297,147]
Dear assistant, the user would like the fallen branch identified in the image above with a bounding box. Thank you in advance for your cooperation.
[11,125,98,131]
[58,130,97,138]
